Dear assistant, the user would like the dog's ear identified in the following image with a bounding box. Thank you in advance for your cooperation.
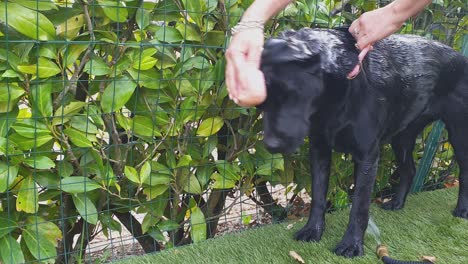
[261,38,319,65]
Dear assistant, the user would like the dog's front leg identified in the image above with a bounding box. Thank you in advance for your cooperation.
[334,149,380,258]
[295,137,331,242]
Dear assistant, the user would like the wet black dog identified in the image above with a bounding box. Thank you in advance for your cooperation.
[258,28,468,257]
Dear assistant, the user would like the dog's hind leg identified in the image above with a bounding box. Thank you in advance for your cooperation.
[382,117,433,211]
[445,118,468,219]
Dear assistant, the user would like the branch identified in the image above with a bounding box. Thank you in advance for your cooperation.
[54,0,96,108]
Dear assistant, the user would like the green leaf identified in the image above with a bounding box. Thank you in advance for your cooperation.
[10,133,53,150]
[189,206,206,243]
[256,163,273,176]
[147,227,165,241]
[14,0,58,11]
[176,154,192,168]
[180,172,202,194]
[56,14,84,39]
[35,171,59,189]
[127,68,162,89]
[178,56,210,75]
[136,8,150,30]
[0,83,24,102]
[124,165,140,184]
[195,165,212,187]
[143,185,168,200]
[70,116,98,134]
[155,27,183,43]
[84,56,111,76]
[0,109,18,137]
[16,175,38,213]
[211,172,236,189]
[197,117,224,137]
[98,0,128,22]
[101,75,137,113]
[24,156,55,169]
[11,120,50,138]
[63,128,93,147]
[0,163,18,192]
[185,0,207,26]
[143,173,171,186]
[131,115,162,137]
[132,56,157,71]
[60,176,101,193]
[141,213,160,234]
[0,2,55,40]
[140,161,151,186]
[100,213,122,233]
[72,193,98,224]
[157,220,179,232]
[0,216,17,239]
[64,44,87,67]
[216,161,240,181]
[0,235,24,264]
[53,101,86,125]
[38,44,57,59]
[31,82,53,117]
[23,217,60,261]
[17,57,61,78]
[176,23,201,42]
[203,136,217,158]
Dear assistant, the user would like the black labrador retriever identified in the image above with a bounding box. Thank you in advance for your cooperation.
[258,28,468,257]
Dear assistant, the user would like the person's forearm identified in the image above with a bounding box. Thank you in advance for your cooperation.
[241,0,295,22]
[388,0,432,24]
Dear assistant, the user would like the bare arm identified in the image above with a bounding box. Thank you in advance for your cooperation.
[241,0,295,22]
[390,0,433,22]
[350,0,432,49]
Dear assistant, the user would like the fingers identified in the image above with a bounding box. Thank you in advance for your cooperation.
[349,21,358,39]
[356,34,371,50]
[357,45,372,62]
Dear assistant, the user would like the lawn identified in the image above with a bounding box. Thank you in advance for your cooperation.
[118,187,468,264]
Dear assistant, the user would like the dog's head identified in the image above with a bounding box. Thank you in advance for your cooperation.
[258,33,328,154]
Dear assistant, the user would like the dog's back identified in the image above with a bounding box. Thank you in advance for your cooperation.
[263,28,468,142]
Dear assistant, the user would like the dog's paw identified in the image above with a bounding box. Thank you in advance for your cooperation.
[453,206,468,219]
[294,225,324,242]
[334,239,364,258]
[381,199,405,211]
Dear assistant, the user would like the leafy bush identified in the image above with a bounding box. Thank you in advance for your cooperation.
[0,0,465,263]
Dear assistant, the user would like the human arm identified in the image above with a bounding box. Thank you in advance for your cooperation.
[349,0,432,49]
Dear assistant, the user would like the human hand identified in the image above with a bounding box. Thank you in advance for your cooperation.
[349,5,405,49]
[225,26,267,107]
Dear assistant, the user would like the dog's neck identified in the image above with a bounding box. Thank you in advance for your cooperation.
[279,28,359,79]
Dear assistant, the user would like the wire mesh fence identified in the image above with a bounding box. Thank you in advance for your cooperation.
[0,0,466,263]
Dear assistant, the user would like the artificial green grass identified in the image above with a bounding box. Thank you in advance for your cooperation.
[118,188,468,264]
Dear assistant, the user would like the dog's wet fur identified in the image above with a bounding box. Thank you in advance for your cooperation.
[258,28,468,258]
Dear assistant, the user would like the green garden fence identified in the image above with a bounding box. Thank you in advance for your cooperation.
[0,0,465,263]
